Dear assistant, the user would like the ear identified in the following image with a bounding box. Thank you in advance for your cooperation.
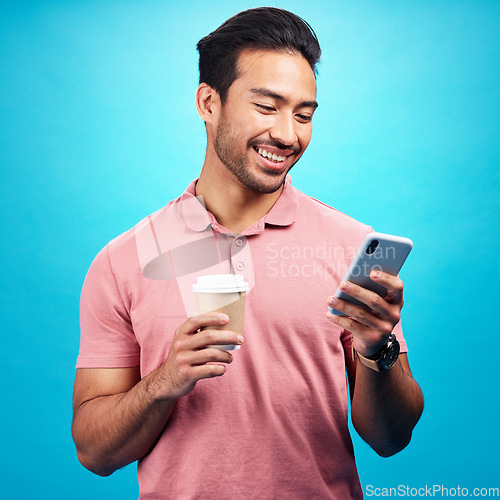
[195,83,221,124]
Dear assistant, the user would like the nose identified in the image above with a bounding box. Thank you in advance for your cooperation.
[269,112,298,147]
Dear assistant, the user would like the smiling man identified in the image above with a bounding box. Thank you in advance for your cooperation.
[73,8,423,499]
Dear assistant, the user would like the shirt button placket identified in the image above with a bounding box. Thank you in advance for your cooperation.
[231,236,247,274]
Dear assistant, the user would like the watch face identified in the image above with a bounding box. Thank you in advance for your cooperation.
[384,341,400,369]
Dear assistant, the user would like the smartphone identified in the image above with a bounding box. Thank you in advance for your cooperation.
[328,232,413,316]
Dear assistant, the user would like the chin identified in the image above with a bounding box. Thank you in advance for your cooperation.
[240,171,287,194]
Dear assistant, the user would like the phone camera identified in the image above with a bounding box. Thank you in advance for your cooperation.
[366,239,379,255]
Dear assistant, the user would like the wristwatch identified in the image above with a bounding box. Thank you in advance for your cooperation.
[356,333,400,372]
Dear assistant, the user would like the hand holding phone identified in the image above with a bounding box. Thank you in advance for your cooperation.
[328,232,413,316]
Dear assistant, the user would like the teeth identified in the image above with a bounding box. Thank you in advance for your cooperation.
[257,148,286,163]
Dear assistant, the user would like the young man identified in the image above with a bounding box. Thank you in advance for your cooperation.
[73,8,423,499]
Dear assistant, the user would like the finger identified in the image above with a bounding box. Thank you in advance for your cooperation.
[183,346,234,366]
[179,312,230,335]
[190,329,244,350]
[328,296,393,332]
[370,271,404,303]
[190,363,227,380]
[326,310,372,340]
[326,311,391,355]
[337,281,391,316]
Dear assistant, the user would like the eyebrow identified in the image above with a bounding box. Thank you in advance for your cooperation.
[249,87,318,110]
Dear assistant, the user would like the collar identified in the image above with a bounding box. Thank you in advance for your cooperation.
[180,175,299,235]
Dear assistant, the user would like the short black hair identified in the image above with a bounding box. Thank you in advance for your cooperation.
[196,7,321,103]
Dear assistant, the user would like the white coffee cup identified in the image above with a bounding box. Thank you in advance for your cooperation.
[193,274,249,350]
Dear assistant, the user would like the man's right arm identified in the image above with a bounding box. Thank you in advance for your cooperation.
[72,313,243,476]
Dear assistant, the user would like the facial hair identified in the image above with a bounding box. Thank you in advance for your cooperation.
[214,116,299,194]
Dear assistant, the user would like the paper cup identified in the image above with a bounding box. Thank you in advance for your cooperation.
[193,274,249,350]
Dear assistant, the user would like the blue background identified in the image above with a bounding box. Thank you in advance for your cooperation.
[1,0,499,498]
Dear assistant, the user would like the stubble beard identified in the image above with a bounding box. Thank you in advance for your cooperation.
[214,119,297,194]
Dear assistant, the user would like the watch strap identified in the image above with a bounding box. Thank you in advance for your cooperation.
[356,351,384,372]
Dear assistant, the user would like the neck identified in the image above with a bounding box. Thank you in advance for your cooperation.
[195,156,284,234]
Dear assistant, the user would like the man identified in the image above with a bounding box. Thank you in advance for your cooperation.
[73,7,423,499]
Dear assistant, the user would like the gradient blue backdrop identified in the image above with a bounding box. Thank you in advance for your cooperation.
[1,1,499,498]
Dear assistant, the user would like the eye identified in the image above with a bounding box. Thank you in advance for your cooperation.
[296,114,312,123]
[255,104,276,113]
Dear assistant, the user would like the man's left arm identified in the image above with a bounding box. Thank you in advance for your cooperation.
[326,271,424,457]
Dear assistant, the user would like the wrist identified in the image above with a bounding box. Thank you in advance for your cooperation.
[352,335,390,358]
[352,333,400,372]
[144,366,180,405]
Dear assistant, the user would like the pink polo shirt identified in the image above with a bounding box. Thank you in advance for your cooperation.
[78,176,407,499]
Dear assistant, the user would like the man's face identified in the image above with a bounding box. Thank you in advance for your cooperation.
[213,49,318,194]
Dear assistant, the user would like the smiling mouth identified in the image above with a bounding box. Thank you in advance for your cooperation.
[254,147,287,163]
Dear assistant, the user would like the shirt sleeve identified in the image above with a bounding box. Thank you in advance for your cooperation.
[76,245,140,368]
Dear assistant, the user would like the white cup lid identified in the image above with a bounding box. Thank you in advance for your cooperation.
[192,274,249,293]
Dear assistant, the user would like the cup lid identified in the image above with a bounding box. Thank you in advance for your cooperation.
[192,274,249,293]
